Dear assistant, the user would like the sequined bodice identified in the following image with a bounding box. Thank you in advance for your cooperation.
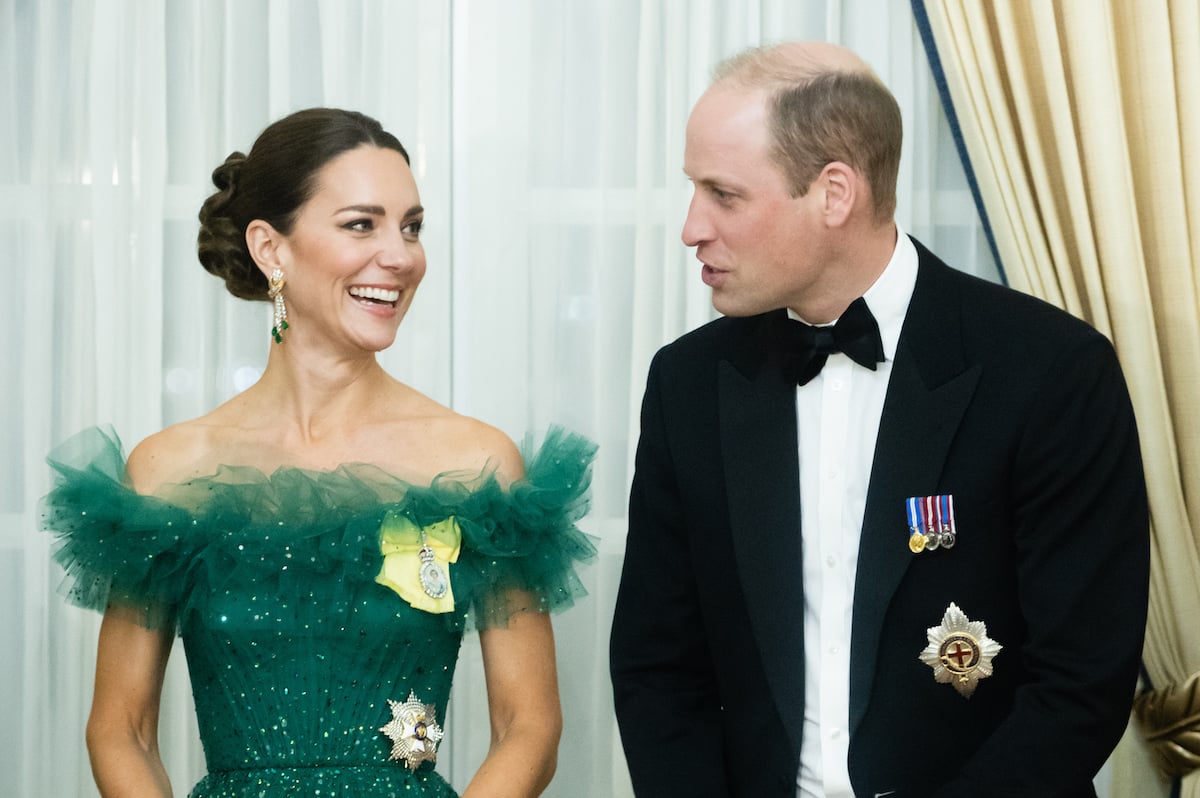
[182,558,463,772]
[42,426,596,798]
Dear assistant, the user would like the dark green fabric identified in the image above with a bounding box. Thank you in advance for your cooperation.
[43,426,596,797]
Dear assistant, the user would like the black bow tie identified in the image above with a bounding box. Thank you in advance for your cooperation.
[782,297,885,386]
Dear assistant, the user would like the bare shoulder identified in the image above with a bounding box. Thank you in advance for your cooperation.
[438,414,524,485]
[125,421,217,494]
[369,380,523,483]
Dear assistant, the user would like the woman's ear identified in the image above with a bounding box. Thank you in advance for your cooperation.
[246,220,284,280]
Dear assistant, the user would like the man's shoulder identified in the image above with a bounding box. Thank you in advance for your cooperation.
[912,239,1107,345]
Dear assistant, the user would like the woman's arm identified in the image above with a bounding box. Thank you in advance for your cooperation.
[452,421,562,796]
[87,435,181,796]
[461,605,563,798]
[87,603,175,797]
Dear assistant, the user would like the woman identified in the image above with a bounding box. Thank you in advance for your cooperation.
[43,108,595,797]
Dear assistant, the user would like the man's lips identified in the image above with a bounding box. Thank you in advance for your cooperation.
[701,263,728,287]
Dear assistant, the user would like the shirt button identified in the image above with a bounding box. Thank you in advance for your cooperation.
[826,556,836,568]
[831,378,844,391]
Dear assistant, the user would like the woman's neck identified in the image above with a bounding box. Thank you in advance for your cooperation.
[253,341,395,446]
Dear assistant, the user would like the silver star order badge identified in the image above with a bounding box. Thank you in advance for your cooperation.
[919,602,1002,698]
[379,691,444,770]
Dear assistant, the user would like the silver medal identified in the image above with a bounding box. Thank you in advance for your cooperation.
[418,544,448,599]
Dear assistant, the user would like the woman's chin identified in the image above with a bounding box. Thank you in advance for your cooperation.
[357,325,403,353]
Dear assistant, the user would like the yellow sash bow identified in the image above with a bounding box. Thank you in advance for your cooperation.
[376,513,461,614]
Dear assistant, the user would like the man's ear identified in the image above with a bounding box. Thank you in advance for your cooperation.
[246,220,284,280]
[818,161,859,227]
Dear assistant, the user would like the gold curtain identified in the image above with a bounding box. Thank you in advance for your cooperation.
[919,1,1200,795]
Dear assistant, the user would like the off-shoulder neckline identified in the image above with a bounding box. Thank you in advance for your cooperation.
[49,424,592,507]
[145,458,505,498]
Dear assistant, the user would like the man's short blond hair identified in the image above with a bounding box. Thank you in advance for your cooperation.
[714,44,902,223]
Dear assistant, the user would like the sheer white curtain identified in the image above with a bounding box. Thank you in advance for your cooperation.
[0,1,991,796]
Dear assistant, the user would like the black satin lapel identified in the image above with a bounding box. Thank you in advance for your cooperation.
[848,342,981,733]
[718,358,806,754]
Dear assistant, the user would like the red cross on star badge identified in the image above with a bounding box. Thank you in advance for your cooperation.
[919,602,1002,698]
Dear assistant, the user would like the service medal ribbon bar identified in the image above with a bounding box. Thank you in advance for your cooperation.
[905,494,957,554]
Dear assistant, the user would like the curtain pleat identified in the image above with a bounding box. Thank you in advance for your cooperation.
[919,1,1200,795]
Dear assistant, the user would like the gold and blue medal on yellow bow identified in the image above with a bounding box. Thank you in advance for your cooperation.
[376,511,462,613]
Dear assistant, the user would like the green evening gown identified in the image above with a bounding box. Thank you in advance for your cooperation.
[42,426,597,797]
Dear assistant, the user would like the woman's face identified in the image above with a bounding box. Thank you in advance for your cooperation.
[274,145,426,354]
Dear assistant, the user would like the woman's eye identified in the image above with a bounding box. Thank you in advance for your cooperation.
[402,218,424,238]
[344,218,374,232]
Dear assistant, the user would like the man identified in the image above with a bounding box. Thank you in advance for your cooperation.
[609,41,1149,798]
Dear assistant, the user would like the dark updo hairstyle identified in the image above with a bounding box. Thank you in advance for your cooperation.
[197,108,410,300]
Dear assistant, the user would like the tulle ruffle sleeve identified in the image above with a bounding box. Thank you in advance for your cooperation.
[454,427,598,629]
[41,426,598,633]
[41,426,193,630]
[366,426,598,630]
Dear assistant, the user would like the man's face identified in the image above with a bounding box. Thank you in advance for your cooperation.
[681,85,826,318]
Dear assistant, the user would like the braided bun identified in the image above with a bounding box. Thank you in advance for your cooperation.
[197,152,268,300]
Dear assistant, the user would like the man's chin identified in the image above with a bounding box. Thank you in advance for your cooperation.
[711,294,768,318]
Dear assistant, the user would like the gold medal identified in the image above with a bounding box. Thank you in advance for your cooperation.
[908,532,927,553]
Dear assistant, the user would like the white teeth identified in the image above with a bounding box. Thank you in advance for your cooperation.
[348,286,400,303]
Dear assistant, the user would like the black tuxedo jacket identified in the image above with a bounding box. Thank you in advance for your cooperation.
[610,241,1149,797]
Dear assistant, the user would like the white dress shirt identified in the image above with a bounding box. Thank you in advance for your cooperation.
[793,228,918,798]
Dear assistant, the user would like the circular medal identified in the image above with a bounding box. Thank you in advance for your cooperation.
[938,632,981,675]
[908,532,927,553]
[418,545,449,599]
[925,530,941,551]
[940,530,957,549]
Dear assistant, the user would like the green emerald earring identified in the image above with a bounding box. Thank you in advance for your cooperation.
[268,268,289,344]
